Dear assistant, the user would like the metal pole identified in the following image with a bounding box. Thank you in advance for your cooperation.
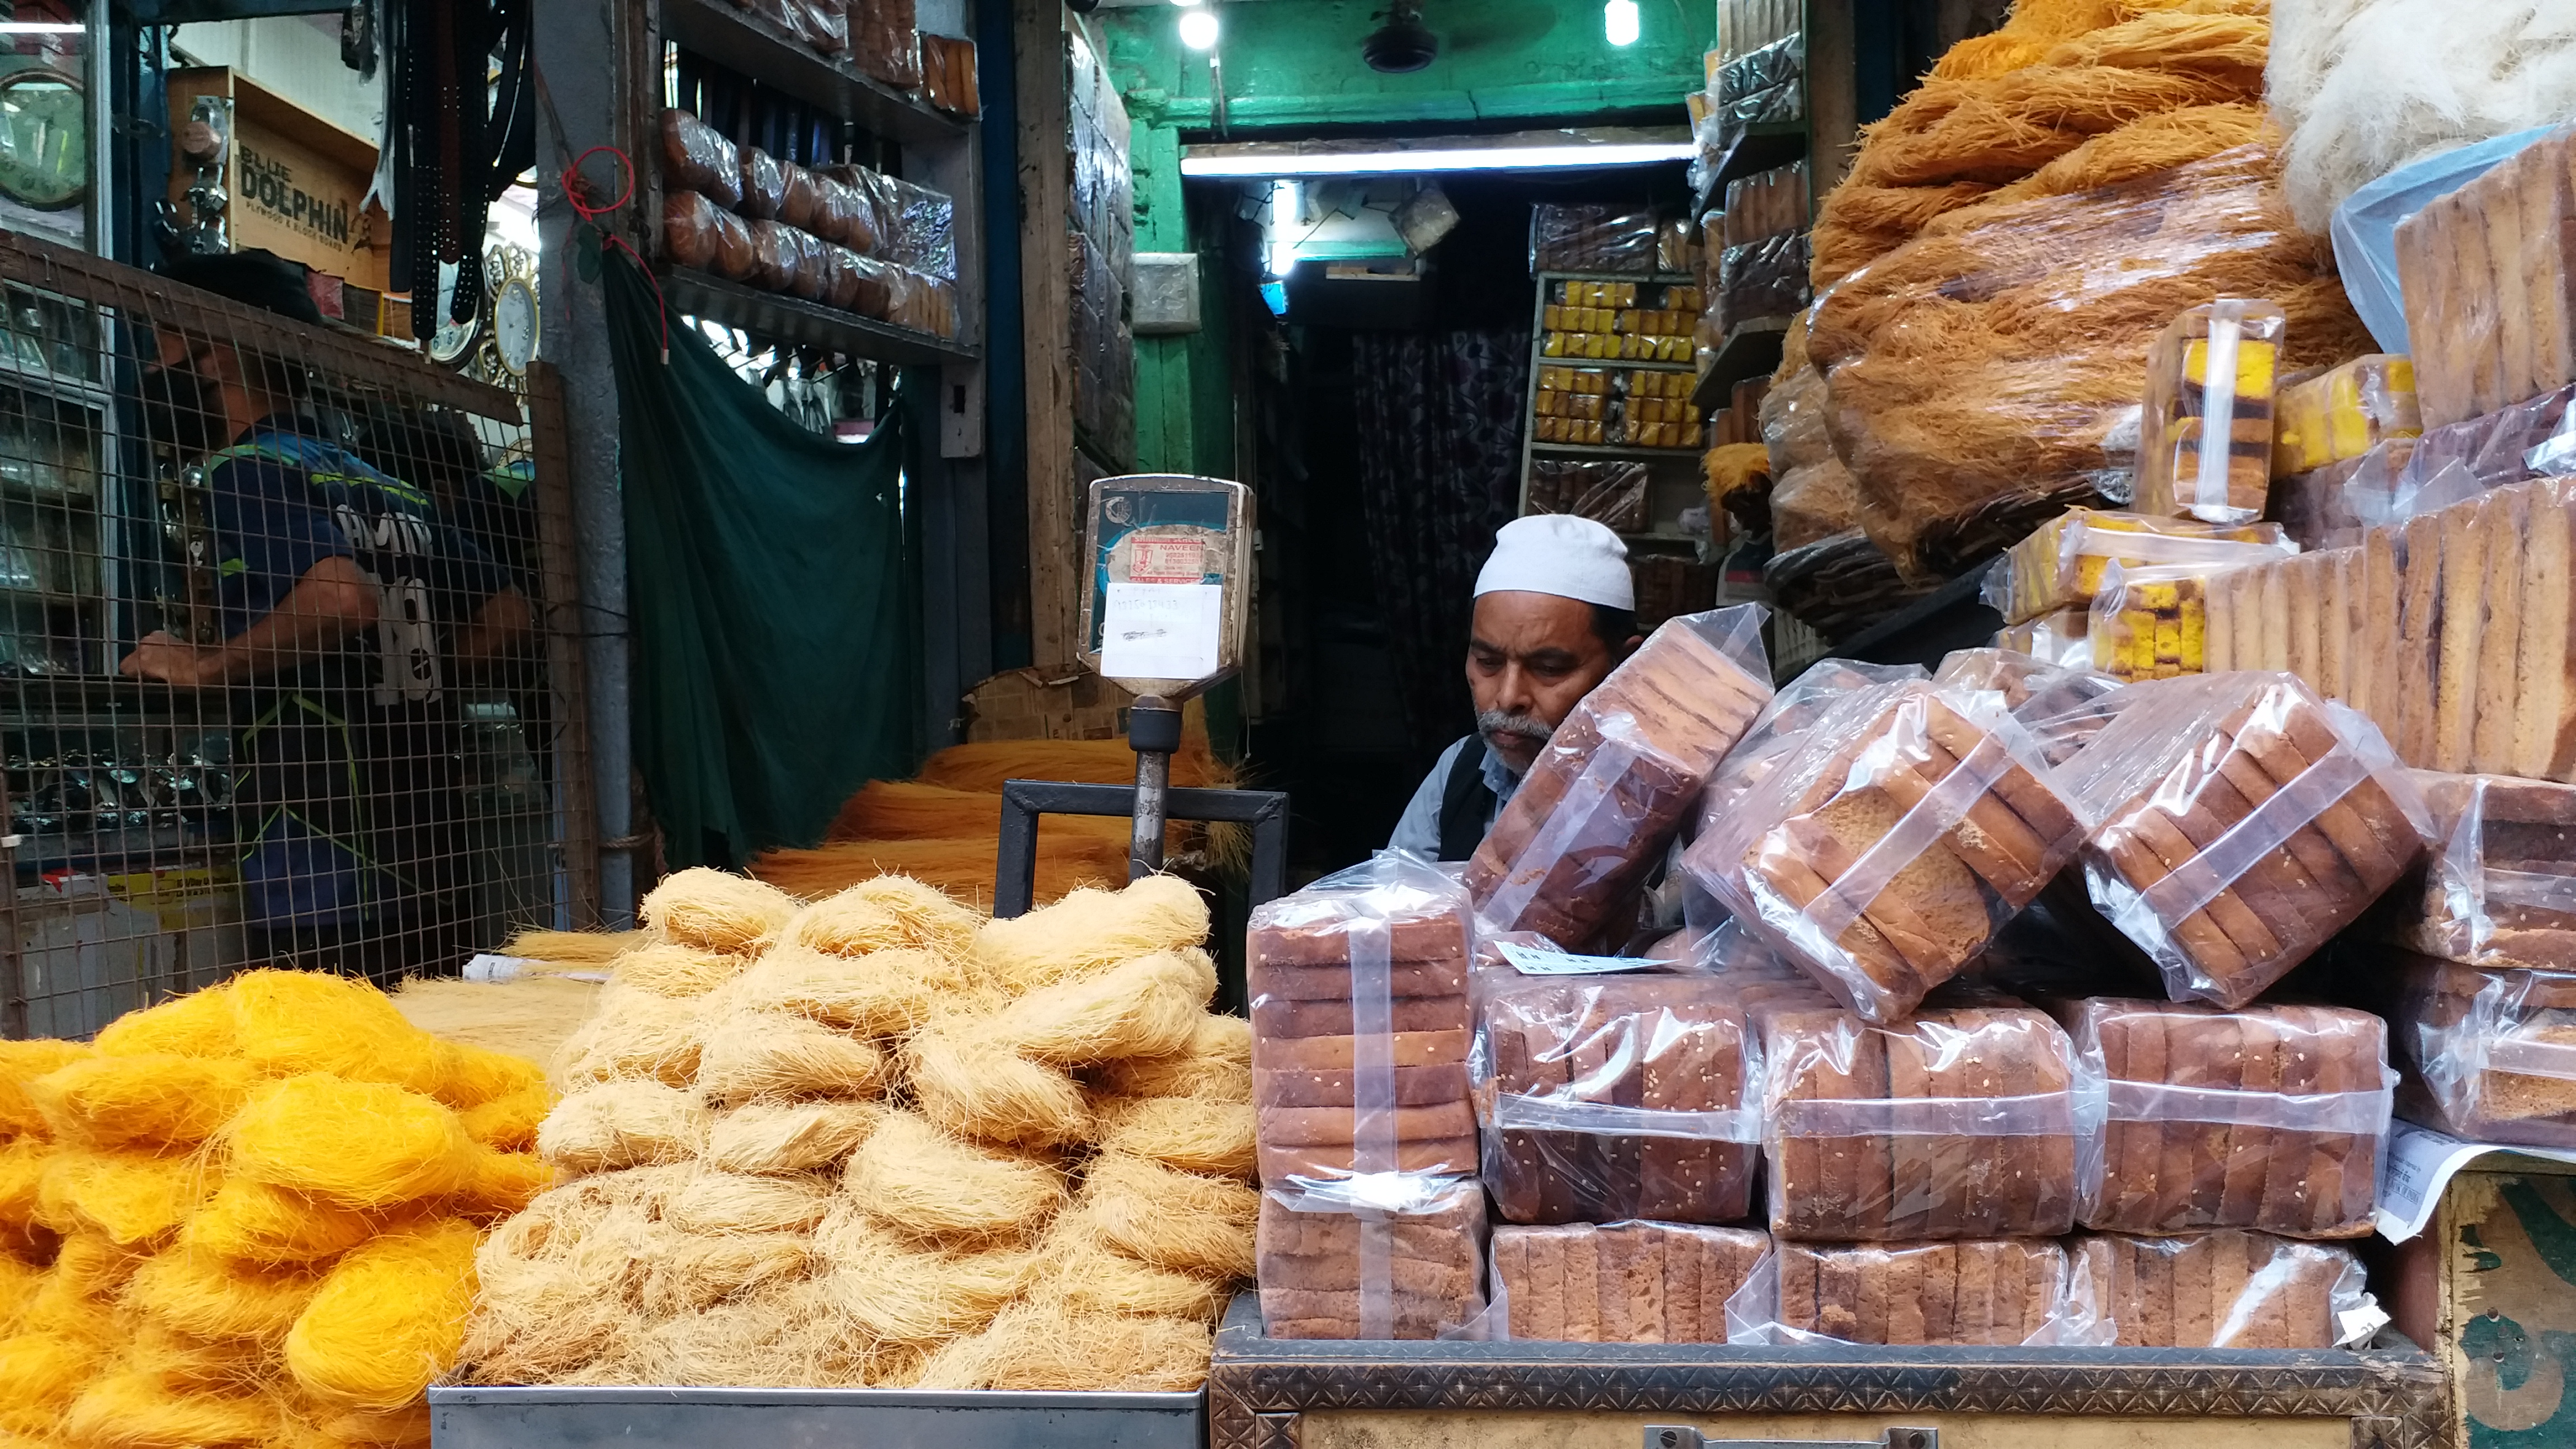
[1127,697,1180,878]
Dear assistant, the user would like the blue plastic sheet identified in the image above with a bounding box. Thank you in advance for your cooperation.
[2330,125,2564,354]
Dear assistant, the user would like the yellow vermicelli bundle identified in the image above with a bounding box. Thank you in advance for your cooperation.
[226,1077,478,1211]
[284,1220,481,1412]
[28,1054,257,1150]
[640,867,799,956]
[537,1082,711,1173]
[0,969,544,1445]
[463,872,1249,1392]
[610,942,754,1001]
[973,875,1209,993]
[843,1113,1064,1245]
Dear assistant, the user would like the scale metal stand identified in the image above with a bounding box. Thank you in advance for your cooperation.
[991,476,1287,918]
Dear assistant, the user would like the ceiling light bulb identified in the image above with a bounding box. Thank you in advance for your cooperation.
[1604,0,1639,46]
[1179,8,1220,48]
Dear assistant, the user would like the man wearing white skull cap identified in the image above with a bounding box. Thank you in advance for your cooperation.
[1387,514,1641,860]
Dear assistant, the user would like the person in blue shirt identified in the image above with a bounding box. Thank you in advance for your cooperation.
[117,250,533,983]
[1388,515,1641,861]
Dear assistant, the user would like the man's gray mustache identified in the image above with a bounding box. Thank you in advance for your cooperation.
[1476,710,1553,744]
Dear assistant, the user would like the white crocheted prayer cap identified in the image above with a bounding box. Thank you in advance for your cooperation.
[1472,514,1635,609]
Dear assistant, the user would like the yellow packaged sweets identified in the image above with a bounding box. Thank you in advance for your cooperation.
[2087,564,2228,681]
[1984,508,2294,626]
[2137,299,2287,525]
[2272,355,2422,476]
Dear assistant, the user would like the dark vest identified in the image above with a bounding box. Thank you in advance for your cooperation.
[1436,737,1496,862]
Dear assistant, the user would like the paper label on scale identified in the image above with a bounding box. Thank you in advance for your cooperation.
[1128,535,1207,584]
[1102,581,1222,681]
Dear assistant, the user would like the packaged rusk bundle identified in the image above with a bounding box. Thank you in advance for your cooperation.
[2137,299,2286,526]
[2061,673,2428,1008]
[1758,991,2078,1242]
[1248,853,1474,1187]
[1486,1221,1768,1343]
[2271,354,2420,477]
[1682,678,2083,1022]
[1984,507,2292,626]
[2062,998,2391,1238]
[1254,1177,1485,1341]
[2380,954,2576,1150]
[1467,605,1773,951]
[2375,773,2576,970]
[1474,975,1758,1225]
[2072,1231,2368,1349]
[1737,1238,2092,1347]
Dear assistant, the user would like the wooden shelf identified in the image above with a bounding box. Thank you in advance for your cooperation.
[661,0,965,145]
[663,267,979,367]
[1532,346,1698,373]
[1692,122,1809,220]
[1690,318,1794,409]
[1530,442,1701,461]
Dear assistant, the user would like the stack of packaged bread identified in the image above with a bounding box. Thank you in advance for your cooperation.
[656,108,960,338]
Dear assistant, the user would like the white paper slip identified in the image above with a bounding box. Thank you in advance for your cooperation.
[1102,581,1222,681]
[462,953,539,982]
[2375,1120,2576,1242]
[1495,940,1659,976]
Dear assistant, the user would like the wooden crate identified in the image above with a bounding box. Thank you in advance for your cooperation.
[2388,1162,2576,1448]
[165,68,392,293]
[1209,1295,2446,1449]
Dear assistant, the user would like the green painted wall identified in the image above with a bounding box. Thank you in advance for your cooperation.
[1096,0,1707,480]
[1097,0,1708,132]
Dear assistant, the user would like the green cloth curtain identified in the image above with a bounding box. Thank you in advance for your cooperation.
[604,253,920,869]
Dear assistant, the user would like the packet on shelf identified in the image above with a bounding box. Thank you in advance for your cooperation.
[2060,674,2428,1009]
[2272,355,2421,477]
[1741,1239,2090,1347]
[2377,773,2576,969]
[2059,997,2391,1237]
[1758,991,2079,1242]
[1256,1176,1486,1341]
[1984,507,2294,626]
[1249,851,1475,1187]
[661,192,754,281]
[657,110,741,211]
[1489,1222,1769,1343]
[2380,952,2576,1150]
[2137,299,2286,526]
[1681,678,2083,1021]
[1475,974,1758,1225]
[2072,1232,2367,1348]
[1466,605,1772,953]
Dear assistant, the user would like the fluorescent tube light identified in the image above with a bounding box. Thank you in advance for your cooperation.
[1181,141,1693,178]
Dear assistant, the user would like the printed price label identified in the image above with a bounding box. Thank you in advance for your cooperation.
[1102,581,1222,681]
[1128,534,1207,584]
[1495,941,1658,976]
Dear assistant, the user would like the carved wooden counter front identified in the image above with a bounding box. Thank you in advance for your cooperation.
[1207,1295,2446,1449]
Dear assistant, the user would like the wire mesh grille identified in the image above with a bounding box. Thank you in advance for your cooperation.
[0,232,585,1036]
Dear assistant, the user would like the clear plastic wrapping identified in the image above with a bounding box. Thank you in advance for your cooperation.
[2393,128,2576,432]
[1466,605,1773,951]
[1523,459,1650,534]
[1931,647,2128,769]
[1985,508,2295,627]
[878,174,958,281]
[2073,1231,2370,1348]
[2063,998,2391,1237]
[1249,852,1475,1186]
[2138,300,2288,526]
[789,0,846,54]
[2061,673,2430,1008]
[662,191,754,280]
[1714,31,1805,154]
[2087,562,2236,682]
[737,146,788,221]
[1488,1221,1768,1343]
[808,174,878,253]
[777,159,821,233]
[2267,444,2413,552]
[1742,1238,2089,1346]
[1475,975,1758,1225]
[1805,146,2347,581]
[1682,679,2084,1021]
[2384,953,2576,1148]
[1257,1176,1486,1341]
[1530,205,1668,276]
[1757,992,2079,1241]
[2274,356,2422,477]
[1994,610,2091,674]
[2379,773,2576,969]
[658,109,742,211]
[849,0,921,91]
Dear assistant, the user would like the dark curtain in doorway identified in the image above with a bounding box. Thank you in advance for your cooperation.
[1349,330,1528,757]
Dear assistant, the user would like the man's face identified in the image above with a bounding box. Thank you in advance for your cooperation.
[1465,590,1616,775]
